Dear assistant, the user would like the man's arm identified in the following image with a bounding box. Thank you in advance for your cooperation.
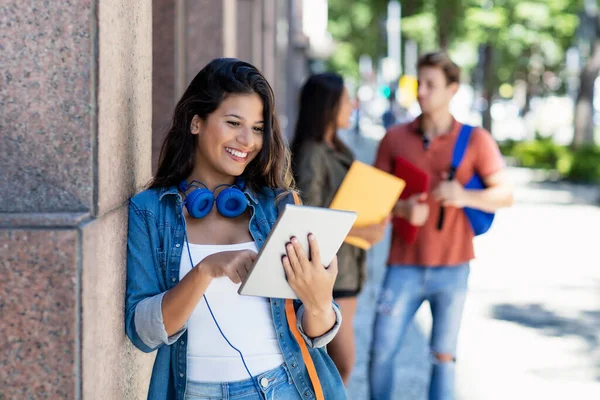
[463,169,514,212]
[434,129,513,212]
[433,169,513,212]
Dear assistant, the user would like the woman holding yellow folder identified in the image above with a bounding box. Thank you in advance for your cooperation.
[291,73,388,385]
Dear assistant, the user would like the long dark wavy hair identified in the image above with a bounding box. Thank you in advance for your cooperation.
[150,58,294,193]
[290,72,350,162]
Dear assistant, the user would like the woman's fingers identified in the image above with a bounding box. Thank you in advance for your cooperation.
[239,259,251,281]
[286,240,304,275]
[308,234,322,267]
[226,250,255,284]
[291,236,311,267]
[230,268,242,283]
[282,255,294,281]
[282,237,337,308]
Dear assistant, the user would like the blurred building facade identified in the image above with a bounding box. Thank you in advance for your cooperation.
[0,0,321,398]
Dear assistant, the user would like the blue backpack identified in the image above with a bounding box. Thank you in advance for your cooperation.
[451,125,495,236]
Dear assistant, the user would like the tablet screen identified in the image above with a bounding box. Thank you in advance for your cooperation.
[238,205,357,299]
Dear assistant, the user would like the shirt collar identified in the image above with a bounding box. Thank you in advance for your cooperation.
[158,186,179,201]
[410,115,460,140]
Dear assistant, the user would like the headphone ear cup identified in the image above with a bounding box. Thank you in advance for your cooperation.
[215,187,248,218]
[185,188,214,219]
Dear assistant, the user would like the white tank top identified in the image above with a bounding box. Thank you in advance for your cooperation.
[179,241,284,382]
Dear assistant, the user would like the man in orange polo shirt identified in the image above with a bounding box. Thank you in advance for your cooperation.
[369,52,513,400]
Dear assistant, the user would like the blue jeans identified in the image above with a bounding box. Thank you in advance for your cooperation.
[369,264,470,400]
[184,364,303,400]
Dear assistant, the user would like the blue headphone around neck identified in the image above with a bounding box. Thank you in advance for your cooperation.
[178,178,248,219]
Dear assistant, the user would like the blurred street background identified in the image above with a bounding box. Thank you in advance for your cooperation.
[322,2,600,396]
[2,0,600,398]
[339,129,600,400]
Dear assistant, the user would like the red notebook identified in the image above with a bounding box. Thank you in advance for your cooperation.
[393,157,430,244]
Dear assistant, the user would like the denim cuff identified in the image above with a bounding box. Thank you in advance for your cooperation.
[296,303,342,348]
[134,292,186,349]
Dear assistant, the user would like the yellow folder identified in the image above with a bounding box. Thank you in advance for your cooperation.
[329,161,406,250]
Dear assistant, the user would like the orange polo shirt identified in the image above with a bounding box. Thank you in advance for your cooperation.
[374,117,505,267]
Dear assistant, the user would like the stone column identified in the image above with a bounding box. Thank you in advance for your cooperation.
[152,0,177,172]
[0,1,154,398]
[286,0,310,140]
[152,0,238,173]
[237,0,258,66]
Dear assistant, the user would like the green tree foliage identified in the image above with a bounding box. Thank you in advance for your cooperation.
[328,0,582,89]
[327,0,425,78]
[412,0,579,87]
[327,0,388,78]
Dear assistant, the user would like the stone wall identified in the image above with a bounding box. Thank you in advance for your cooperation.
[0,1,154,398]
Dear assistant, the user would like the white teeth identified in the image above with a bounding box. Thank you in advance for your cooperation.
[226,147,248,158]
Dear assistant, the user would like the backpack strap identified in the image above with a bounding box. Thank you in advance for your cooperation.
[284,191,325,400]
[451,124,474,174]
[437,124,474,230]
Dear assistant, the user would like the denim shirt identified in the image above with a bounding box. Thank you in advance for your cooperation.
[125,185,347,400]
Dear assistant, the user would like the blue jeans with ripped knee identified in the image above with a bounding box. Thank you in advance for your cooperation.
[369,264,470,400]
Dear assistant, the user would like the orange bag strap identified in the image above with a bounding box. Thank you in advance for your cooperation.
[285,191,325,400]
[285,300,325,400]
[291,191,302,207]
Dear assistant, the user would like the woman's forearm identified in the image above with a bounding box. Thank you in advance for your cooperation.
[161,266,213,336]
[348,225,367,239]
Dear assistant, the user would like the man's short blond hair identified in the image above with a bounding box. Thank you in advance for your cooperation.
[417,52,461,85]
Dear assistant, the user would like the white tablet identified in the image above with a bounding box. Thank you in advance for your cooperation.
[238,204,357,299]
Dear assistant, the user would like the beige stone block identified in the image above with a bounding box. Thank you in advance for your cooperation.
[97,0,153,216]
[81,204,154,399]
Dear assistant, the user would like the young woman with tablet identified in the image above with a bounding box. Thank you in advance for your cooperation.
[125,58,346,400]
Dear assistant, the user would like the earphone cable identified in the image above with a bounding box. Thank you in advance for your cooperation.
[184,233,262,396]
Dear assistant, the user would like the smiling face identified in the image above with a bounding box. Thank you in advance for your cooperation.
[191,93,264,184]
